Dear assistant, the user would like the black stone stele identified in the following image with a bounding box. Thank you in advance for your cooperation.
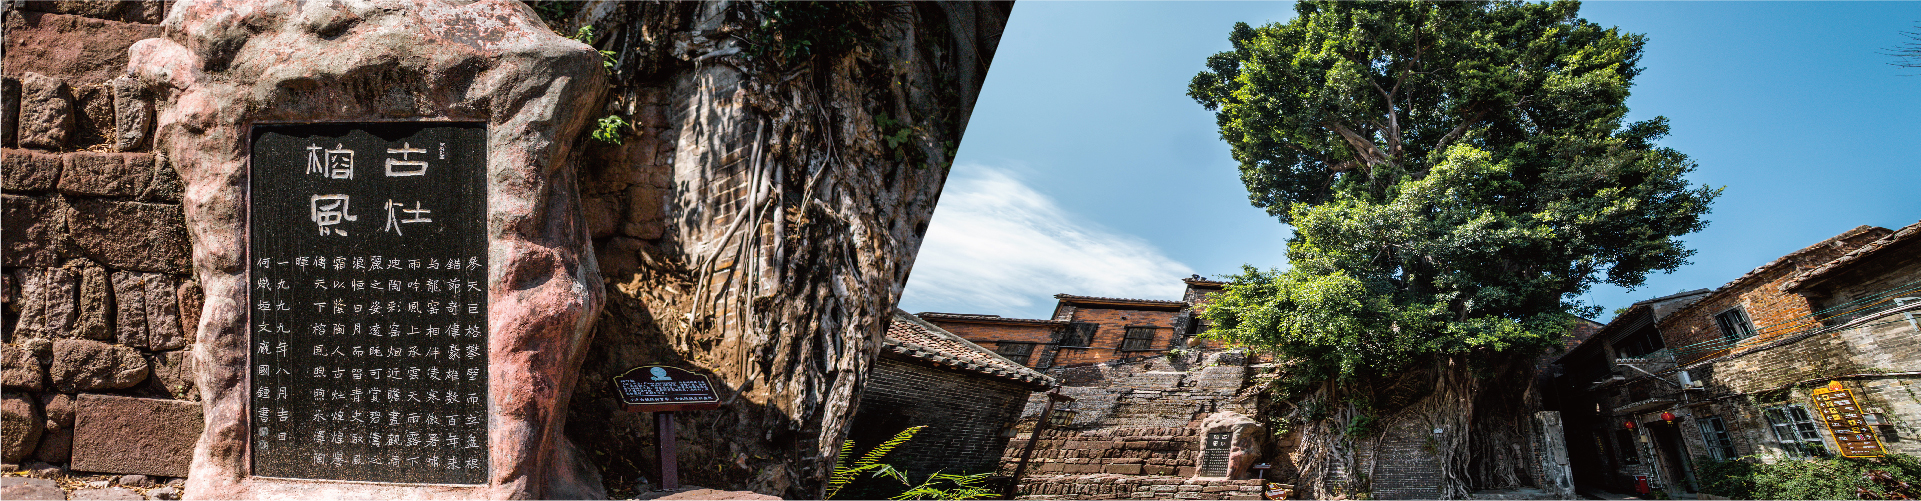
[614,366,722,412]
[247,123,489,485]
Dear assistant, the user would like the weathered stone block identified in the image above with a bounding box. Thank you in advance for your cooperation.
[3,148,63,191]
[2,392,43,463]
[1144,465,1177,476]
[111,76,148,151]
[49,339,148,392]
[0,477,65,501]
[584,194,619,239]
[176,279,202,344]
[69,486,142,500]
[622,184,664,239]
[73,264,112,340]
[109,271,148,349]
[2,195,73,267]
[59,152,150,196]
[2,78,18,148]
[145,351,196,401]
[3,344,48,391]
[69,81,112,149]
[144,274,183,350]
[141,153,181,202]
[2,12,164,84]
[71,394,200,477]
[17,72,72,149]
[1104,463,1144,475]
[12,267,78,340]
[33,392,74,463]
[66,198,189,273]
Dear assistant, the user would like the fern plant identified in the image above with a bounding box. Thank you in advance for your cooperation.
[827,425,923,499]
[891,471,995,500]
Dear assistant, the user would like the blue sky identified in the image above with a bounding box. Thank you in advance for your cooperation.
[898,1,1921,323]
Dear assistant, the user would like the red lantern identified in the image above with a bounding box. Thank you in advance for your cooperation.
[1623,420,1635,430]
[1661,411,1676,424]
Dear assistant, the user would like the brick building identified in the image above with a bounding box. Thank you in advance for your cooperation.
[844,310,1055,496]
[2,2,206,482]
[924,276,1225,370]
[1552,222,1921,496]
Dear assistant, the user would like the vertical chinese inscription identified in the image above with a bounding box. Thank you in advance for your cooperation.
[249,123,488,484]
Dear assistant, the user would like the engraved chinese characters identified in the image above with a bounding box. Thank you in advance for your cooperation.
[249,123,488,484]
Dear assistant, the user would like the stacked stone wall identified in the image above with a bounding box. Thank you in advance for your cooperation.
[1015,474,1263,500]
[1,2,204,480]
[849,357,1034,483]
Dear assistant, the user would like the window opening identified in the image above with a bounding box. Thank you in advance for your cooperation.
[1763,405,1827,459]
[1059,322,1098,348]
[1697,416,1737,460]
[995,343,1034,365]
[1615,429,1640,464]
[1119,326,1156,351]
[1715,307,1757,344]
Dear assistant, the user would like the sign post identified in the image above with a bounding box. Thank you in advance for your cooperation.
[614,366,722,490]
[1811,380,1888,458]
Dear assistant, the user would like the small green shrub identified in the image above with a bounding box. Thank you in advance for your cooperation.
[592,115,628,145]
[1694,453,1921,500]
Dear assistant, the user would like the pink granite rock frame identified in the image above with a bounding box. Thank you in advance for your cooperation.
[127,0,607,498]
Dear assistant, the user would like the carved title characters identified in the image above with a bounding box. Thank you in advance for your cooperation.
[301,141,443,237]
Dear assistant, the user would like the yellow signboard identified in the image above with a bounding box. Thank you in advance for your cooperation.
[1810,381,1887,458]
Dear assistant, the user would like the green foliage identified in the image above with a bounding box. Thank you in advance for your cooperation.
[827,426,923,499]
[890,472,995,500]
[1695,454,1921,500]
[744,2,876,64]
[528,1,579,29]
[1189,0,1718,382]
[592,115,629,145]
[569,26,618,72]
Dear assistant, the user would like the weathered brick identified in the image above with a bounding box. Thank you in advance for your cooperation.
[70,394,202,477]
[2,344,48,391]
[3,148,62,191]
[49,338,148,392]
[109,271,148,348]
[145,273,184,350]
[11,267,77,340]
[2,391,42,463]
[72,264,112,340]
[2,194,73,267]
[66,198,189,273]
[59,152,149,196]
[16,72,71,149]
[110,75,148,151]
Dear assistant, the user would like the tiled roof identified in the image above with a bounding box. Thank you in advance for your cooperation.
[916,312,1068,325]
[884,310,1056,389]
[1052,294,1187,308]
[1182,275,1226,287]
[1658,225,1890,325]
[1784,219,1921,292]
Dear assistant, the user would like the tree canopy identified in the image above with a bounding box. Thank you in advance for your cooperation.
[1188,0,1718,381]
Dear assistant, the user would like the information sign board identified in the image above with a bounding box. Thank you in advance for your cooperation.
[614,366,721,412]
[1811,381,1887,458]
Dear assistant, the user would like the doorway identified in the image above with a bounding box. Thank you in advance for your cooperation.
[1646,420,1697,493]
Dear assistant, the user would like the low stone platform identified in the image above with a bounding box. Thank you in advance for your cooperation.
[1015,474,1263,500]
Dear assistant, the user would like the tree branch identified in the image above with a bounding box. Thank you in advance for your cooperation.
[1326,121,1391,171]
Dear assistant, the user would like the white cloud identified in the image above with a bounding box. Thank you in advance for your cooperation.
[899,165,1195,319]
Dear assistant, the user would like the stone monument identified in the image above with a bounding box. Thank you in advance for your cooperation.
[127,0,606,498]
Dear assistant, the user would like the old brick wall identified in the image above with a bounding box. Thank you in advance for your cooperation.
[1659,227,1889,364]
[1053,307,1182,367]
[846,356,1036,488]
[1,1,205,478]
[1000,350,1273,499]
[1014,475,1262,500]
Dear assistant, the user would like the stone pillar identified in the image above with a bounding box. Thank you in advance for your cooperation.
[1535,411,1576,500]
[127,1,606,498]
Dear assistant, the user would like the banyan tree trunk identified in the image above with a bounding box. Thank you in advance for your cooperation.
[545,2,1011,498]
[1278,352,1543,500]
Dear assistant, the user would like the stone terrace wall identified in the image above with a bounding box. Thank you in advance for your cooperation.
[1,2,205,479]
[1015,475,1263,500]
[1002,350,1272,499]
